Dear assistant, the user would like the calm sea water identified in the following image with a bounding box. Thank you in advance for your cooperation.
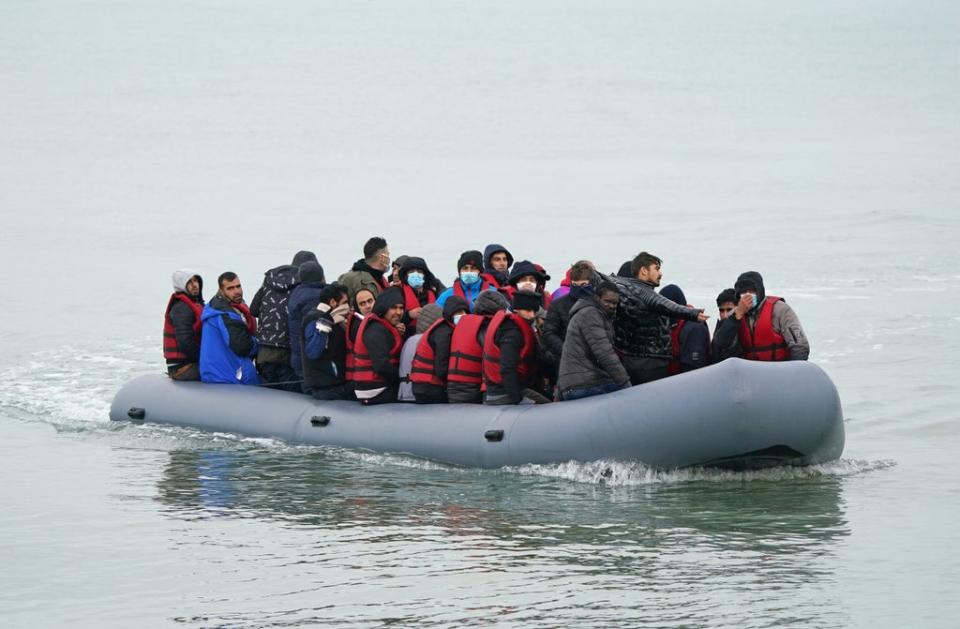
[2,1,959,627]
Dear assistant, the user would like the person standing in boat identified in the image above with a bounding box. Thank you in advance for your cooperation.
[397,256,439,336]
[410,296,470,404]
[338,236,391,300]
[397,303,443,402]
[436,250,497,313]
[300,283,352,400]
[352,287,407,405]
[163,269,205,381]
[659,284,711,374]
[609,252,709,385]
[446,291,510,403]
[712,271,809,362]
[286,260,327,387]
[482,291,551,405]
[557,281,631,401]
[199,272,260,385]
[249,250,317,390]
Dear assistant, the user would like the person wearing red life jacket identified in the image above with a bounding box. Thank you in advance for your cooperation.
[410,296,469,404]
[344,288,376,393]
[446,291,510,404]
[163,269,205,381]
[436,250,497,313]
[713,271,809,362]
[199,272,260,385]
[482,290,551,405]
[659,284,711,375]
[397,256,438,337]
[352,287,407,405]
[397,303,443,402]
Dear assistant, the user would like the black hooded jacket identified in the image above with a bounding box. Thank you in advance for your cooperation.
[168,281,204,365]
[483,243,514,287]
[356,288,405,388]
[606,274,703,360]
[250,264,299,348]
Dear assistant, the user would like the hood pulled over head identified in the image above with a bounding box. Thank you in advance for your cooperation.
[734,271,766,304]
[659,284,686,306]
[442,296,469,322]
[172,269,203,294]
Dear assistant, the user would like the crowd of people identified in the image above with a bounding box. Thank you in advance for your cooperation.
[162,237,810,405]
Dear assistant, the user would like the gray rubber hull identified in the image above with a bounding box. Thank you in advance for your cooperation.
[110,359,844,470]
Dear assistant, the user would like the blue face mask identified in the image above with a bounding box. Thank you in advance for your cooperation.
[751,294,759,309]
[407,272,425,289]
[453,314,464,325]
[460,271,480,286]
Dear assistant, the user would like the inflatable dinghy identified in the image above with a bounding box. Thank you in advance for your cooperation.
[110,358,844,470]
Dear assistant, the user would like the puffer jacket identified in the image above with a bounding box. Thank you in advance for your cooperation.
[287,280,326,375]
[250,264,299,348]
[557,299,630,392]
[606,274,703,359]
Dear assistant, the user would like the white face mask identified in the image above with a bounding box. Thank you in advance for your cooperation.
[453,314,464,325]
[517,281,537,292]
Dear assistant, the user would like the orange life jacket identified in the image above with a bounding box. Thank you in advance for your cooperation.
[482,310,536,386]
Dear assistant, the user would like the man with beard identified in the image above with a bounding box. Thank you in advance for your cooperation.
[557,282,631,401]
[352,287,407,405]
[609,252,709,385]
[200,272,260,385]
[163,269,205,381]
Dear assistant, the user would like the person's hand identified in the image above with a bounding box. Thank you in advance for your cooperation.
[395,322,406,336]
[408,306,422,320]
[734,294,752,319]
[697,309,710,322]
[331,303,349,325]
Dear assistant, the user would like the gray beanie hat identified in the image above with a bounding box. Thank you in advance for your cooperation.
[474,290,510,315]
[416,303,443,334]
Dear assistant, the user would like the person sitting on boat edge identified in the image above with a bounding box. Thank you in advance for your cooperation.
[482,243,514,296]
[338,236,391,301]
[301,283,352,400]
[286,260,327,389]
[710,288,737,362]
[446,290,510,404]
[397,303,443,402]
[436,249,496,312]
[557,281,631,401]
[609,251,709,386]
[163,269,205,381]
[199,272,259,385]
[398,256,439,336]
[352,287,407,405]
[508,260,553,310]
[249,250,316,390]
[411,296,469,404]
[713,271,809,362]
[482,290,551,405]
[659,284,711,374]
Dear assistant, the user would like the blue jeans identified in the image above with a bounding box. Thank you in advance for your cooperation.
[560,382,623,401]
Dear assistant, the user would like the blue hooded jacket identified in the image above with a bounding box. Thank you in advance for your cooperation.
[199,302,260,385]
[436,279,496,313]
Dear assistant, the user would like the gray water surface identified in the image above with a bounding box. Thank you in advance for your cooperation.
[2,1,959,627]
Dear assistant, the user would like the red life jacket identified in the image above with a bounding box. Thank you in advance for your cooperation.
[453,278,494,301]
[409,319,453,387]
[344,313,364,381]
[447,314,488,385]
[163,293,203,362]
[402,284,436,329]
[738,296,791,361]
[482,311,536,387]
[667,319,687,375]
[352,313,403,385]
